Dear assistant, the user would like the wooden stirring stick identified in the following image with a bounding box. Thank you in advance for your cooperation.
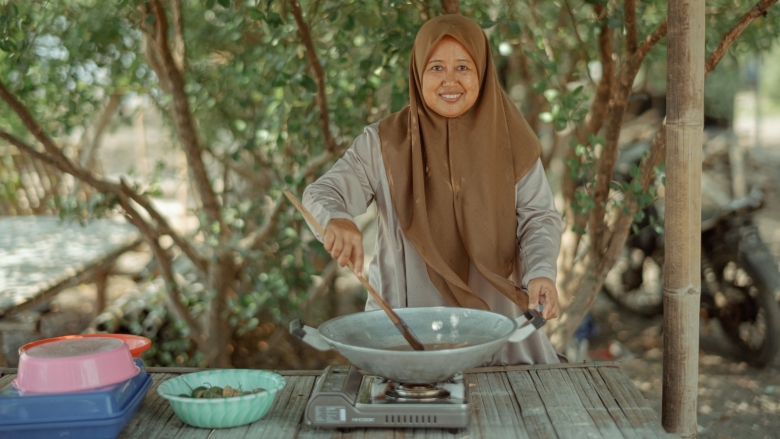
[284,190,426,351]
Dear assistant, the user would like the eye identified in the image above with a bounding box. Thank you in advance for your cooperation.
[431,65,443,71]
[457,65,469,71]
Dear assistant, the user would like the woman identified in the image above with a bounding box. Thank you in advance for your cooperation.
[303,14,563,365]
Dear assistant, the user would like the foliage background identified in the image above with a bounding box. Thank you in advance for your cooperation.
[1,0,778,367]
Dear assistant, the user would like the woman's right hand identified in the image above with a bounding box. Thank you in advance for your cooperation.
[323,218,364,277]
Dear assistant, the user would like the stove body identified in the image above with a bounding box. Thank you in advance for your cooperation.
[304,365,470,429]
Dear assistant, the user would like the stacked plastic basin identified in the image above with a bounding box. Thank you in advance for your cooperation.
[0,336,153,439]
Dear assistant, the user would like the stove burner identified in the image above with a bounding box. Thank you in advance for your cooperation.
[385,382,451,402]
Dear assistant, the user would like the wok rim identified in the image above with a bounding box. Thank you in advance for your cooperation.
[316,306,518,355]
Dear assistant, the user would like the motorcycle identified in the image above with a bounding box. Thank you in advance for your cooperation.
[602,141,780,368]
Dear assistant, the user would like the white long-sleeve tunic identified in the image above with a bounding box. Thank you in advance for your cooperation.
[303,123,563,365]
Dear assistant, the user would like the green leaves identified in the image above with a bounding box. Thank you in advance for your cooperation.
[265,12,283,28]
[572,190,596,216]
[0,2,30,55]
[247,9,265,21]
[506,21,521,35]
[0,39,16,52]
[300,75,317,93]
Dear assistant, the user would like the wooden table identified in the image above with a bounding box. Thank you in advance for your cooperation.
[0,362,675,439]
[0,216,141,365]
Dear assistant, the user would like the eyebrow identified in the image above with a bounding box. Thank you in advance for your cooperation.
[427,58,474,64]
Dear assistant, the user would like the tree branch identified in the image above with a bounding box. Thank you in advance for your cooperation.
[288,0,337,153]
[624,0,638,54]
[72,94,121,196]
[0,131,63,170]
[0,80,209,275]
[521,0,556,63]
[613,0,777,222]
[585,4,614,138]
[551,128,664,346]
[172,0,186,72]
[559,4,614,277]
[0,81,74,162]
[705,0,777,74]
[603,0,778,247]
[554,0,778,348]
[562,3,612,197]
[138,8,172,94]
[240,147,345,254]
[79,95,121,169]
[249,197,286,251]
[411,0,433,20]
[515,48,545,132]
[0,127,205,342]
[441,0,461,14]
[149,0,222,227]
[119,178,209,273]
[116,193,204,340]
[632,19,668,64]
[603,124,665,250]
[562,0,595,85]
[588,19,667,254]
[301,259,340,308]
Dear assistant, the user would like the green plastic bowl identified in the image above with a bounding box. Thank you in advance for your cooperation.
[157,369,285,428]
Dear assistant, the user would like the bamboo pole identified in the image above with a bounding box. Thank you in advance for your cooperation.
[662,0,705,436]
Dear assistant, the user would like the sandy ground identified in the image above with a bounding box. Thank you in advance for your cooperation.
[587,119,780,439]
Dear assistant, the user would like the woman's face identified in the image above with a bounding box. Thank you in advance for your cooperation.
[421,36,480,118]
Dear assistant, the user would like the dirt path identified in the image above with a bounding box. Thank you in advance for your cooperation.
[588,134,780,439]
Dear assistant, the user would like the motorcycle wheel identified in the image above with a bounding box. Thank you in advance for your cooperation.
[713,257,780,369]
[602,246,665,317]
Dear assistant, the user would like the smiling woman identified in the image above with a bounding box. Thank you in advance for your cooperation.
[421,36,479,118]
[302,14,564,366]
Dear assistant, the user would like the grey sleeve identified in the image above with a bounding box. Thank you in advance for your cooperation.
[516,158,563,287]
[302,125,381,241]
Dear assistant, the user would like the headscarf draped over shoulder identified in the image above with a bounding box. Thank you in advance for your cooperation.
[378,14,542,311]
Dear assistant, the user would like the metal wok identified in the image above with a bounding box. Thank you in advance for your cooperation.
[290,306,544,383]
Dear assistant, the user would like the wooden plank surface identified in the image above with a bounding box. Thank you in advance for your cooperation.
[118,373,180,439]
[588,368,666,439]
[1,364,675,439]
[567,368,631,439]
[246,375,316,439]
[581,367,655,439]
[467,372,529,439]
[529,369,581,438]
[599,367,672,439]
[0,373,13,390]
[505,370,557,439]
[539,369,605,438]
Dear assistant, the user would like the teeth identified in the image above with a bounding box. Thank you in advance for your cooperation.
[442,94,461,99]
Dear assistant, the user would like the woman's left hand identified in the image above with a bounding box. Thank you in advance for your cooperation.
[527,277,559,319]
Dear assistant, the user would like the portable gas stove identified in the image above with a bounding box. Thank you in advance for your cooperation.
[304,365,470,429]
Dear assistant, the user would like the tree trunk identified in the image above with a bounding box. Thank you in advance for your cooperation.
[441,0,460,15]
[662,0,705,436]
[205,254,238,367]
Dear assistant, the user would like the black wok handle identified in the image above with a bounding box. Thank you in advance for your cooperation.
[523,309,546,329]
[289,319,333,351]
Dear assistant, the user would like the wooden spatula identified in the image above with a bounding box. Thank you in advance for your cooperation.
[284,190,425,351]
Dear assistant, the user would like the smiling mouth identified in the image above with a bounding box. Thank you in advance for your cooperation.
[439,93,463,103]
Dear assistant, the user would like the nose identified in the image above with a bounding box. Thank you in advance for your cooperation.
[443,68,457,85]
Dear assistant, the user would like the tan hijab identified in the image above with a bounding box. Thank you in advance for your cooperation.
[379,15,542,311]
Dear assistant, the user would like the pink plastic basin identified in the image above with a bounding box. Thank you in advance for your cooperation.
[19,334,152,359]
[14,337,140,394]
